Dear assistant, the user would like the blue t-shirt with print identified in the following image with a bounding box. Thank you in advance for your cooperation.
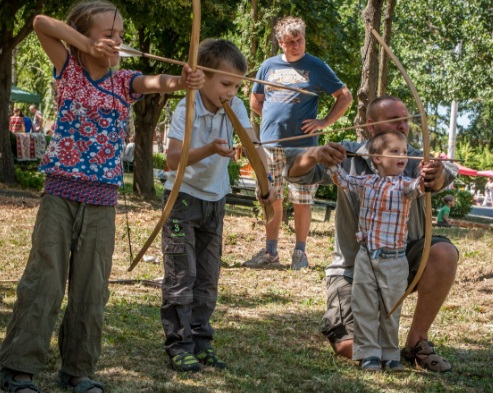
[253,53,345,148]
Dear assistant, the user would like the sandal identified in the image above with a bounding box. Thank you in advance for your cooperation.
[58,370,104,393]
[402,339,452,372]
[195,348,227,369]
[0,368,42,392]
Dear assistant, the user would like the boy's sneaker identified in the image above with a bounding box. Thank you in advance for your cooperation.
[359,357,381,371]
[243,248,280,267]
[195,348,227,369]
[382,360,406,372]
[291,249,309,270]
[170,352,201,372]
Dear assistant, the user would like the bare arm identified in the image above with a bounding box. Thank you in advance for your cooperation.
[132,65,204,95]
[36,112,44,129]
[301,86,353,134]
[33,15,112,72]
[442,212,452,225]
[288,143,346,177]
[250,92,265,116]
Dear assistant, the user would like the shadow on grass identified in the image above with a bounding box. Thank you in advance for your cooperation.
[96,301,380,393]
[0,284,492,392]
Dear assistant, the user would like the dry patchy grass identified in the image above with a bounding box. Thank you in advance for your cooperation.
[1,186,493,392]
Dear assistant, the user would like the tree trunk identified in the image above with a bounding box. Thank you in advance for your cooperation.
[132,93,166,198]
[248,0,258,71]
[0,0,39,185]
[355,0,384,141]
[248,0,261,141]
[0,49,17,185]
[378,0,397,96]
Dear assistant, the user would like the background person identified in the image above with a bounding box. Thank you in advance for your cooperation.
[482,177,493,206]
[122,133,135,172]
[9,107,25,133]
[243,16,352,270]
[22,111,33,133]
[29,104,44,133]
[436,195,455,227]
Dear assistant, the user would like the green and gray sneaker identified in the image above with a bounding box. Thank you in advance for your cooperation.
[170,352,201,372]
[195,348,227,369]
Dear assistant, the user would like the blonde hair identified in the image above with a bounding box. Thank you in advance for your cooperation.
[274,17,306,42]
[367,130,408,155]
[66,1,120,65]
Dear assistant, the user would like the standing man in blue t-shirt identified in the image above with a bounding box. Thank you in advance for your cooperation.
[243,16,352,270]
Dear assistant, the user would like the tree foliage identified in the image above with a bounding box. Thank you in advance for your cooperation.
[5,0,493,193]
[0,0,72,184]
[386,0,493,153]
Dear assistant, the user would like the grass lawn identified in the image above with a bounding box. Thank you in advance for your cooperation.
[1,183,493,393]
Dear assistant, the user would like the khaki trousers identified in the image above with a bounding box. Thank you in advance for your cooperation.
[0,194,115,376]
[352,247,408,361]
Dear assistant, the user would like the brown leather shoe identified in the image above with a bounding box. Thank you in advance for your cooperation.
[402,339,452,372]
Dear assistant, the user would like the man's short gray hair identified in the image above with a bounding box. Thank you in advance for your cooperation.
[274,17,306,42]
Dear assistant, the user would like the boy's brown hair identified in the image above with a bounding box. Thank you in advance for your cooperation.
[198,39,247,76]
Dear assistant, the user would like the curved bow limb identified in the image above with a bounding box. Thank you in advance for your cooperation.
[221,99,274,225]
[369,27,433,317]
[128,0,201,272]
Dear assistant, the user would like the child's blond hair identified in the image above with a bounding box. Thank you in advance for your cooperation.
[66,1,120,65]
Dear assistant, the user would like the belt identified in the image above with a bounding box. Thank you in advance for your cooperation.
[369,248,406,259]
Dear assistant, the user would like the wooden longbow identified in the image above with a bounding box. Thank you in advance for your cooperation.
[221,98,274,224]
[128,0,201,272]
[370,27,433,317]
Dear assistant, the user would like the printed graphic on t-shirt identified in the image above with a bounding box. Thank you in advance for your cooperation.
[265,68,309,103]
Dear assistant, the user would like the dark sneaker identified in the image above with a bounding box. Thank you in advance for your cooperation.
[359,357,381,371]
[170,352,201,372]
[402,339,452,372]
[195,348,227,369]
[243,248,280,268]
[382,360,406,372]
[291,249,309,270]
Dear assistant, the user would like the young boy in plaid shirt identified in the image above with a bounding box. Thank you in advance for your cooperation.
[327,130,424,372]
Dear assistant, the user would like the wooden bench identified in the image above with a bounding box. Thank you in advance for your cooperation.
[226,185,336,222]
[225,187,260,215]
[286,199,336,222]
[313,199,337,221]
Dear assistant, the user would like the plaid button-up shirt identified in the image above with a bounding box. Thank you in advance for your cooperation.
[327,165,423,251]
